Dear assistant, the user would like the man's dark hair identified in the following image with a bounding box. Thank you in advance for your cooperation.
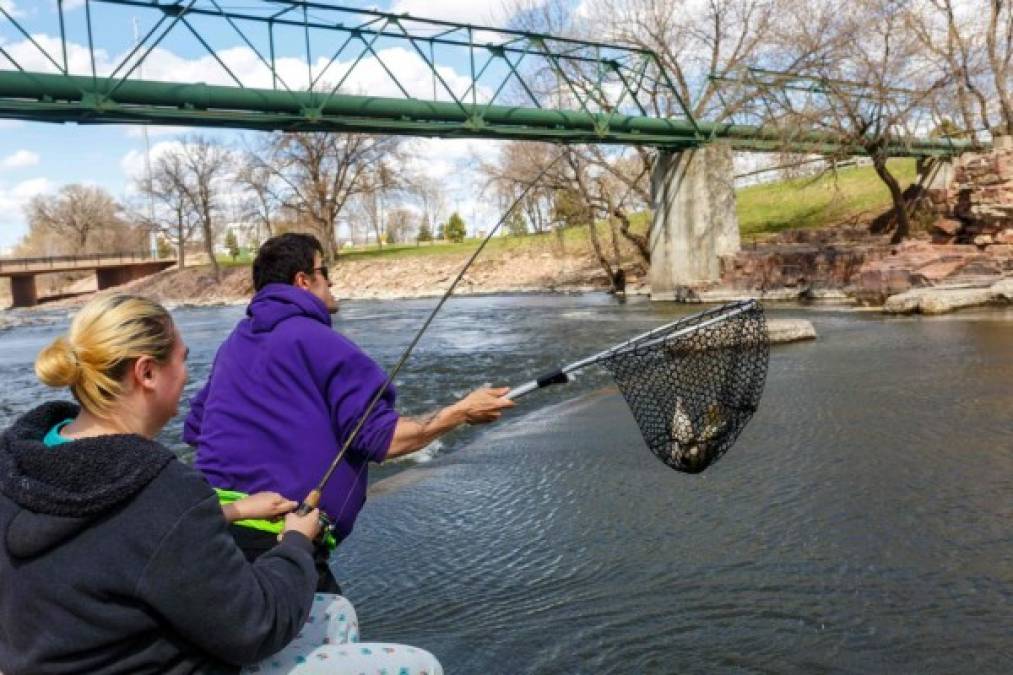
[252,233,324,291]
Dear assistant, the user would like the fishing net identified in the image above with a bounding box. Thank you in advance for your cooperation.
[598,300,769,473]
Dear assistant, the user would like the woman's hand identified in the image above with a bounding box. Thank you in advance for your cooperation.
[282,508,323,542]
[221,492,298,523]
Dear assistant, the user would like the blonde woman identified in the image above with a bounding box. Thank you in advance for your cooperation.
[0,294,441,675]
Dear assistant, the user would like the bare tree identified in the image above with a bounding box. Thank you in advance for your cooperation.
[348,190,383,248]
[385,207,415,243]
[173,135,231,279]
[235,151,281,244]
[753,0,953,243]
[133,151,199,270]
[908,0,995,138]
[24,185,123,252]
[244,132,405,261]
[985,0,1013,134]
[482,142,555,235]
[484,141,638,291]
[412,173,450,237]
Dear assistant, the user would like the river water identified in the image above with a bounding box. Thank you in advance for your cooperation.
[1,294,1011,673]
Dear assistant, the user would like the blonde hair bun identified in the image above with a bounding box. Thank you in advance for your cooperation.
[35,336,82,388]
[33,294,175,417]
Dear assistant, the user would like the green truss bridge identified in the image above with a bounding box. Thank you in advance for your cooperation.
[0,0,965,157]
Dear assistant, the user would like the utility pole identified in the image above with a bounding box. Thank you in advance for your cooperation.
[134,17,158,260]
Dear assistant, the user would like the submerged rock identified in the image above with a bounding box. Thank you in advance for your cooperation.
[883,278,1012,314]
[767,319,817,343]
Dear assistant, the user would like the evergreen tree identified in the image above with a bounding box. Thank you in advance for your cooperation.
[445,211,467,243]
[224,229,240,262]
[156,236,173,259]
[417,216,433,244]
[436,221,446,241]
[506,209,528,237]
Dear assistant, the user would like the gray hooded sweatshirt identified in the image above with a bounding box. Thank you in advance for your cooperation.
[0,401,318,674]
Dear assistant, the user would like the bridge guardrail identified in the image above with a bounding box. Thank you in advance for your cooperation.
[0,251,159,273]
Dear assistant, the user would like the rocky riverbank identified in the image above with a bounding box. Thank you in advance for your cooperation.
[711,233,1013,313]
[4,236,1010,319]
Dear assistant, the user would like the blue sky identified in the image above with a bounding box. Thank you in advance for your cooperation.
[0,0,547,251]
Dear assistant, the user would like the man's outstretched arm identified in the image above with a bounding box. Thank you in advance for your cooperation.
[386,386,515,459]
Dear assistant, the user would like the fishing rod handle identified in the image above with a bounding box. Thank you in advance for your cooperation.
[296,489,322,517]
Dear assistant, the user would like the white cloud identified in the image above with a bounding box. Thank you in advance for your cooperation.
[401,137,508,234]
[120,139,185,185]
[0,149,39,169]
[124,125,192,139]
[0,1,22,18]
[0,33,111,75]
[10,176,48,199]
[0,177,51,246]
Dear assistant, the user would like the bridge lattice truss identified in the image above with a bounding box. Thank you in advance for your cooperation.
[0,1,965,156]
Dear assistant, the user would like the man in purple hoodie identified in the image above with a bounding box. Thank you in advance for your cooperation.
[184,233,514,591]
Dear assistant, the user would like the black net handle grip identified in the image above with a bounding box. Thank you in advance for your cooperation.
[507,369,570,399]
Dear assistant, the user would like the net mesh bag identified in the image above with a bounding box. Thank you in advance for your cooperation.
[598,300,769,473]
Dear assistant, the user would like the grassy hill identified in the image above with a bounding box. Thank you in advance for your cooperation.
[737,158,916,238]
[317,158,917,262]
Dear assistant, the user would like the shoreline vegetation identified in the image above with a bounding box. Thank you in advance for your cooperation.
[3,160,1010,317]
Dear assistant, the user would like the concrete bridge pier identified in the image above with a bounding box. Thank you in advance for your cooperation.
[10,275,37,308]
[649,142,740,301]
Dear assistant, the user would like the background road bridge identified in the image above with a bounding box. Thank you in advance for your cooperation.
[0,252,176,307]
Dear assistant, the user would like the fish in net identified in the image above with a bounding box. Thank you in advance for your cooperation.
[508,300,769,473]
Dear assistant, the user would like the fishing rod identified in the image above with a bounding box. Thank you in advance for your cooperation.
[296,151,567,517]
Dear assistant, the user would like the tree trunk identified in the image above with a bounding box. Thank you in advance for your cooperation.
[176,217,186,270]
[201,215,219,279]
[987,1,1013,134]
[586,221,622,293]
[319,218,338,264]
[612,206,650,263]
[872,154,911,244]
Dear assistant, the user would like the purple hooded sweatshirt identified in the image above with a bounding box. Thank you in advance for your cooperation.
[184,283,398,541]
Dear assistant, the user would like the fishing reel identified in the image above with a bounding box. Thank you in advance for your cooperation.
[295,489,334,543]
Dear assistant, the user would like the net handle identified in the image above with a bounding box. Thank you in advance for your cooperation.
[506,300,758,400]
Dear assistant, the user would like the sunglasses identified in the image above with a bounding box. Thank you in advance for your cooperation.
[311,265,330,281]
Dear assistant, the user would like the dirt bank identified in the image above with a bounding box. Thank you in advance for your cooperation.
[24,239,639,310]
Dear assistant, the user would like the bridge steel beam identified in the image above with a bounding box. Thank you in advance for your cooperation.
[0,71,971,157]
